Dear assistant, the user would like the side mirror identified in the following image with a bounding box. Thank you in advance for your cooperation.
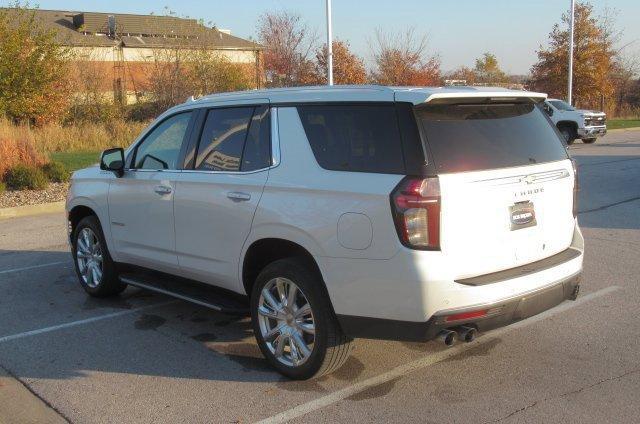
[100,147,125,177]
[543,104,553,117]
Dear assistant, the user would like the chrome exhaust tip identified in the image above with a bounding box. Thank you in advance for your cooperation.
[437,329,456,347]
[454,326,477,343]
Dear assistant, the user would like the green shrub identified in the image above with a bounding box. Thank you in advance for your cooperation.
[4,164,48,190]
[0,181,6,193]
[41,161,70,182]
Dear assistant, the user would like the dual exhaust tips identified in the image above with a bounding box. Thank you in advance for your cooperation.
[437,326,477,346]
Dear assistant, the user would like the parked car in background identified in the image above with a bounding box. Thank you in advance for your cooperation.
[542,99,607,145]
[66,86,583,379]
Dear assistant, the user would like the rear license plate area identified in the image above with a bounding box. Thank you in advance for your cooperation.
[509,201,537,230]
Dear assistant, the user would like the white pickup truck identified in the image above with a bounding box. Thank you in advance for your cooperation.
[542,99,607,145]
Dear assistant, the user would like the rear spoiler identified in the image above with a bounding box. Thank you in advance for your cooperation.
[394,89,547,105]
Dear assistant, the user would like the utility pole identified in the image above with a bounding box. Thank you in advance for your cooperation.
[326,0,333,85]
[568,0,575,105]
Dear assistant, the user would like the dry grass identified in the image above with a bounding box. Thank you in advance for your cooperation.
[27,120,149,152]
[0,119,149,178]
[0,122,47,179]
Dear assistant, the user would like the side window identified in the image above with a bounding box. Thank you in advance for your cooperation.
[241,105,271,171]
[134,112,192,170]
[195,107,254,171]
[297,104,405,174]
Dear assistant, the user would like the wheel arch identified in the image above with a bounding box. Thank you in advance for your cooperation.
[67,199,115,256]
[556,120,578,133]
[68,204,98,233]
[241,238,331,308]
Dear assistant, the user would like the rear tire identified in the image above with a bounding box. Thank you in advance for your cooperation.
[582,138,597,144]
[72,215,126,297]
[251,258,353,380]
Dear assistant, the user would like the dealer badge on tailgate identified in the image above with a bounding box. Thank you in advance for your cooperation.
[509,201,537,230]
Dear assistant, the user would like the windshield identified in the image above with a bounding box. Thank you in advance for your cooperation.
[549,100,575,111]
[416,102,568,173]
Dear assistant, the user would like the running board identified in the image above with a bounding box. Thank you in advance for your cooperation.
[120,273,249,315]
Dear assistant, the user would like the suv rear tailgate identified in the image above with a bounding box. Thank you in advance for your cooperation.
[415,100,575,280]
[438,160,575,279]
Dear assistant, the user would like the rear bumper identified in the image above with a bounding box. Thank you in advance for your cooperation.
[337,271,581,342]
[577,125,607,138]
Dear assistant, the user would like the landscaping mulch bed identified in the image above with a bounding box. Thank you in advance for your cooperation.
[0,183,69,209]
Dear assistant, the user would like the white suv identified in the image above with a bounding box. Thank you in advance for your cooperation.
[66,86,584,379]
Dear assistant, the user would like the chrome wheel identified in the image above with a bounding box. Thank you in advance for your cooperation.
[76,227,103,288]
[257,277,315,367]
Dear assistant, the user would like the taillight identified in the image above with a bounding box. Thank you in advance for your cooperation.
[391,177,440,250]
[571,158,579,217]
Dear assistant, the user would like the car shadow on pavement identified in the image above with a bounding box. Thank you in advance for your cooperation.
[0,249,293,384]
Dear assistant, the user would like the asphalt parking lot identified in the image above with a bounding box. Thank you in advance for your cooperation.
[1,130,639,424]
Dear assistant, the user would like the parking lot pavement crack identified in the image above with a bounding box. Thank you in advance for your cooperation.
[578,195,640,214]
[484,368,640,423]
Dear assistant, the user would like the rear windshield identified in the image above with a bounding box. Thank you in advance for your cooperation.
[417,102,568,173]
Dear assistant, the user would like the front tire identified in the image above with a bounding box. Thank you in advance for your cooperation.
[72,216,126,297]
[582,138,597,144]
[251,258,353,380]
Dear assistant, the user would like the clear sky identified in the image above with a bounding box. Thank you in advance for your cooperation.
[20,0,640,74]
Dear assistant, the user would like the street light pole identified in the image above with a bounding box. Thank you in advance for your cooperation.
[568,0,575,105]
[326,0,333,85]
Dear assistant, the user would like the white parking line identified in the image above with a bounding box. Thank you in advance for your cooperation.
[0,261,70,275]
[256,286,621,424]
[0,301,177,344]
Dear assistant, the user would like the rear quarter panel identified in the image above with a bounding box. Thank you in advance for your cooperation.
[249,106,404,261]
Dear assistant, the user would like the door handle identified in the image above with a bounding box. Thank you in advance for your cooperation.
[154,185,173,195]
[227,191,251,201]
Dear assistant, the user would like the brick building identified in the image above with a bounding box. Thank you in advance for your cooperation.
[30,9,264,104]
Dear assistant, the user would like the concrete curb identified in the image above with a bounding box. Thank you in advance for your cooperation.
[0,201,65,220]
[0,367,67,424]
[607,127,640,133]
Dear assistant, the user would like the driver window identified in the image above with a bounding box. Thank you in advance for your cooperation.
[134,112,192,170]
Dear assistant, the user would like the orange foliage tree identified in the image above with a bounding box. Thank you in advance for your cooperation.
[313,40,367,85]
[0,3,71,124]
[529,2,616,108]
[257,11,317,87]
[370,29,441,86]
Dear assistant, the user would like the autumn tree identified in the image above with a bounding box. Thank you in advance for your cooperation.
[0,3,71,124]
[189,50,253,96]
[530,2,616,108]
[446,66,477,85]
[474,52,508,83]
[142,21,254,114]
[257,11,317,87]
[370,29,440,86]
[144,47,193,113]
[312,40,367,85]
[68,49,121,123]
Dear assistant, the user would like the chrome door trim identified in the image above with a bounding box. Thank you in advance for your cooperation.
[271,106,281,168]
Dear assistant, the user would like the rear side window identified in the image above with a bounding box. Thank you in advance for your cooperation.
[194,106,271,172]
[195,107,254,171]
[241,105,271,171]
[297,104,405,174]
[416,103,568,173]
